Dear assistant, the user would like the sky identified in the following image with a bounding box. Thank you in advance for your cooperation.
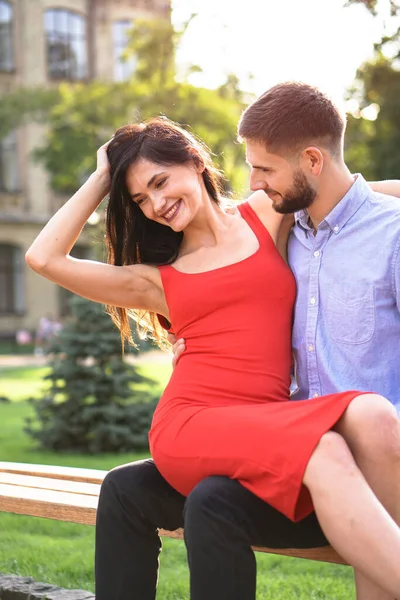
[171,0,396,107]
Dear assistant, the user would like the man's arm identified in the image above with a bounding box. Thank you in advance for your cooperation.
[369,180,400,196]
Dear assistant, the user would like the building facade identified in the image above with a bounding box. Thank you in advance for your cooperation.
[0,0,170,337]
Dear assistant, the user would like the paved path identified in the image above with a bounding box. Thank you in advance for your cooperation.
[0,349,171,368]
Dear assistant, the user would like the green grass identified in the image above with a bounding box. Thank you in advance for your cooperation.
[0,362,173,403]
[0,341,35,355]
[0,511,354,598]
[0,366,51,402]
[0,363,356,598]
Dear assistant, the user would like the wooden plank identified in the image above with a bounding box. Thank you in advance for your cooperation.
[252,544,346,565]
[0,462,107,484]
[157,528,346,565]
[0,473,101,496]
[0,483,98,525]
[0,463,347,565]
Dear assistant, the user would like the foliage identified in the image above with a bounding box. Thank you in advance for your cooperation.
[345,0,400,56]
[345,54,400,180]
[343,0,400,178]
[345,0,379,14]
[25,296,159,453]
[0,18,248,197]
[0,87,59,139]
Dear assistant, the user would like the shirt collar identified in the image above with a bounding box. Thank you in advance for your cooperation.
[295,174,370,235]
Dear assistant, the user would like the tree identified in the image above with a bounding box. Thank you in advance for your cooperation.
[345,0,400,56]
[0,17,248,197]
[345,54,400,180]
[25,296,159,453]
[342,1,400,178]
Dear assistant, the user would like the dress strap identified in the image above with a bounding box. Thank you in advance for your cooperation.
[238,201,275,248]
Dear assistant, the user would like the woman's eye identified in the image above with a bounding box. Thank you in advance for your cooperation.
[156,178,167,189]
[136,197,145,206]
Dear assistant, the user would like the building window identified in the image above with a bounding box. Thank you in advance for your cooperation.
[0,244,25,315]
[113,20,135,81]
[44,9,88,81]
[0,131,20,192]
[0,1,14,72]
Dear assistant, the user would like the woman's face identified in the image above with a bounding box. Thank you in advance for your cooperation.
[125,158,204,231]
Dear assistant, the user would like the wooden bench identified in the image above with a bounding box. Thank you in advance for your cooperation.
[0,461,346,565]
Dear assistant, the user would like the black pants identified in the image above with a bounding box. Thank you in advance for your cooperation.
[95,458,328,600]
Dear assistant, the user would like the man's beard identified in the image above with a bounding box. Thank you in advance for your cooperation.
[266,170,317,214]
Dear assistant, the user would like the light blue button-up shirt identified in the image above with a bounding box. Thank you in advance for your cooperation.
[289,175,400,411]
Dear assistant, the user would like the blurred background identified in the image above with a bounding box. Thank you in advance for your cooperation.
[0,2,399,596]
[0,0,399,345]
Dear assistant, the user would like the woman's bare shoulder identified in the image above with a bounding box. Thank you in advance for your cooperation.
[246,190,283,236]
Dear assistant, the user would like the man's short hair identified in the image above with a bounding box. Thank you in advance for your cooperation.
[238,81,346,158]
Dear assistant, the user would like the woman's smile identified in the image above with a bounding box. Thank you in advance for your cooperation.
[160,199,182,223]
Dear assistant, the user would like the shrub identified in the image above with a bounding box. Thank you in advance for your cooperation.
[25,296,159,453]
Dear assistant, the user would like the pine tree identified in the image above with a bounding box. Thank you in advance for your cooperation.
[25,296,159,453]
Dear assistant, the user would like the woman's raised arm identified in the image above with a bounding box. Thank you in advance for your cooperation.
[25,143,165,314]
[369,180,400,197]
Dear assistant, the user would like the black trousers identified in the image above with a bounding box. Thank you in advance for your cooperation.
[95,458,328,600]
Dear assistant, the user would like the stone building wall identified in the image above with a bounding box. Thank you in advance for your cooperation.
[0,0,170,336]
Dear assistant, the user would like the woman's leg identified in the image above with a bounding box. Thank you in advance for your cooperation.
[334,394,400,524]
[334,394,400,600]
[302,430,400,599]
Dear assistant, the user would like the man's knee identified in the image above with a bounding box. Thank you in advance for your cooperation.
[99,458,185,531]
[185,476,234,514]
[184,476,248,538]
[100,459,159,506]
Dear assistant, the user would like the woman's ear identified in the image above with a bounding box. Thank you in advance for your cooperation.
[191,153,205,174]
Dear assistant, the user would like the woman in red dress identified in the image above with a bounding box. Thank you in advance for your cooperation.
[26,118,400,598]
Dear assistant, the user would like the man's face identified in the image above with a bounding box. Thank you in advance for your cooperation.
[245,140,317,214]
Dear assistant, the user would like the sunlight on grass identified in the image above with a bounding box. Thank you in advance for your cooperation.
[0,367,51,402]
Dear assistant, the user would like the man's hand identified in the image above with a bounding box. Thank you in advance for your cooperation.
[276,213,295,263]
[167,333,186,369]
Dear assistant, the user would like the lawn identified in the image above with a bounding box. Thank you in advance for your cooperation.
[0,361,355,599]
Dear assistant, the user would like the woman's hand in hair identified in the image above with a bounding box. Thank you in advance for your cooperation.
[94,140,112,193]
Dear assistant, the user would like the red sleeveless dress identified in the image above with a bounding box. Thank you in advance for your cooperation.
[149,201,366,522]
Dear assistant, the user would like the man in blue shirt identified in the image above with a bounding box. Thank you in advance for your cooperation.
[291,173,400,407]
[95,83,400,600]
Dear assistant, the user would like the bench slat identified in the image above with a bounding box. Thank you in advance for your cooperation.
[252,543,345,565]
[0,463,347,565]
[0,473,101,496]
[0,461,106,484]
[0,483,98,525]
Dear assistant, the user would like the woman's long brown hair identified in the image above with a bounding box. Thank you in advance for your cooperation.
[105,117,225,348]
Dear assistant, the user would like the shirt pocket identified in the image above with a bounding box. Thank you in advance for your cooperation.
[326,285,375,345]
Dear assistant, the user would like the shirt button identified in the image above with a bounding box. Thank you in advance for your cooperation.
[333,225,339,232]
[312,393,319,398]
[313,251,320,258]
[310,297,316,305]
[308,344,314,352]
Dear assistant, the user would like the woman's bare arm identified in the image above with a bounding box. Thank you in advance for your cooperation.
[25,145,165,314]
[246,190,284,242]
[369,180,400,196]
